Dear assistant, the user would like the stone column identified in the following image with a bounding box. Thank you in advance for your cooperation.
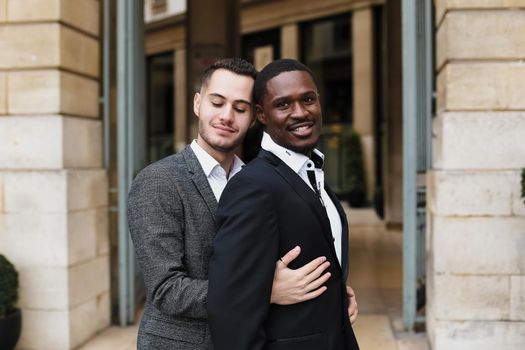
[175,48,187,151]
[384,0,402,225]
[281,23,299,60]
[186,0,240,140]
[0,1,110,349]
[352,7,376,203]
[427,2,525,349]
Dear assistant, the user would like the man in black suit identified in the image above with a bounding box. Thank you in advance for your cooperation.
[208,59,360,350]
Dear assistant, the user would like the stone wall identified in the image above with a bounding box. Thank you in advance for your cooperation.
[427,1,525,349]
[0,0,109,348]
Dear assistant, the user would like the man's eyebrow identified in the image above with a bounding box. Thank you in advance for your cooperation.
[272,96,289,104]
[208,93,252,106]
[271,90,317,103]
[234,99,252,106]
[208,93,226,99]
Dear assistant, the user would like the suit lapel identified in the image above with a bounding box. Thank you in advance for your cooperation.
[182,146,218,223]
[259,150,340,269]
[326,186,349,278]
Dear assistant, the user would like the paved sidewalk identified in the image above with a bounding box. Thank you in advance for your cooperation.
[79,207,430,349]
[346,207,429,350]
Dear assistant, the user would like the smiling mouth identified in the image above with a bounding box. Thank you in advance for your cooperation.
[293,125,311,132]
[212,124,236,133]
[289,121,314,133]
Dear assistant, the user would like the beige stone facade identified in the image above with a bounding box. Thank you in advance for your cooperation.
[428,1,525,349]
[0,0,110,349]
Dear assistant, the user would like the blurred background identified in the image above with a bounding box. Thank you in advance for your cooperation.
[0,0,524,349]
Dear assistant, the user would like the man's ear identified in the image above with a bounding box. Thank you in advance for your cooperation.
[193,92,201,117]
[255,104,266,125]
[249,111,257,128]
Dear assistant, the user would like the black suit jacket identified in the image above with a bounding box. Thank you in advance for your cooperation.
[208,150,359,350]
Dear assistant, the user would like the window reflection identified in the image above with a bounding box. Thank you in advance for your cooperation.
[302,14,352,125]
[147,52,175,162]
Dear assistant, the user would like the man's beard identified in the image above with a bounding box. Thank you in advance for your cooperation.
[200,126,239,154]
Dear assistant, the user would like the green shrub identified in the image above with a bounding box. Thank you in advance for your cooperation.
[341,130,367,207]
[0,254,19,318]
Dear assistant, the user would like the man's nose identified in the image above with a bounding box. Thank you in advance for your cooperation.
[219,105,234,122]
[291,102,307,118]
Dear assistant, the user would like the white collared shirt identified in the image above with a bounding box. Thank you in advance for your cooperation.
[190,140,244,201]
[261,132,343,264]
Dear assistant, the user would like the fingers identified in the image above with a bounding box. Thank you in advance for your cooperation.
[349,307,358,325]
[300,285,328,302]
[304,271,331,292]
[280,255,331,291]
[347,285,358,325]
[297,256,328,276]
[279,246,301,267]
[302,260,331,285]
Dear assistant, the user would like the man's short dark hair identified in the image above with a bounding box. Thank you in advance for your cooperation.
[200,58,257,91]
[253,59,315,105]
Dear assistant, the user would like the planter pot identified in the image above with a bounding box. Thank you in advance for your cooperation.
[0,309,22,350]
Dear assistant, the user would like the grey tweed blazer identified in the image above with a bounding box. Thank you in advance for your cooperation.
[128,146,217,349]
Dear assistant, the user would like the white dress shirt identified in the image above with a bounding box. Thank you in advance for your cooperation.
[261,132,343,264]
[190,140,244,201]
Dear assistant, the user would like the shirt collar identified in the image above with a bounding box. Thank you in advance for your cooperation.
[229,155,245,178]
[260,132,324,174]
[190,140,244,178]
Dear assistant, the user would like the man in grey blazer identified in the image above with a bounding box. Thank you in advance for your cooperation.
[128,58,351,349]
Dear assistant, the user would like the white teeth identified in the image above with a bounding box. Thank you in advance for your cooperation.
[294,125,310,131]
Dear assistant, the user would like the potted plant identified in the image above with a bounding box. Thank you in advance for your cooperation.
[0,254,21,350]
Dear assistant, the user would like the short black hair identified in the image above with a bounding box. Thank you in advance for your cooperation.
[200,58,257,91]
[253,59,315,105]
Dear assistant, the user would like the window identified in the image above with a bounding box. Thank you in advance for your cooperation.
[301,14,352,124]
[147,52,175,162]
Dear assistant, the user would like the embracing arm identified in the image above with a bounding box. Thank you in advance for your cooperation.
[127,165,208,319]
[271,246,331,305]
